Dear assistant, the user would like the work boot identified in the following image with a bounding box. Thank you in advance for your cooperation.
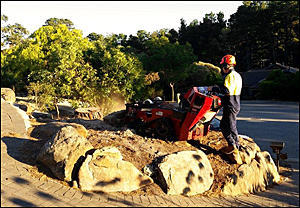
[221,145,243,165]
[220,145,236,154]
[227,148,243,165]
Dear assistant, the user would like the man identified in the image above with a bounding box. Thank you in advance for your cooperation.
[207,55,243,164]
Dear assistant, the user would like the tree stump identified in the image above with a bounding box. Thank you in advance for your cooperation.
[74,107,103,120]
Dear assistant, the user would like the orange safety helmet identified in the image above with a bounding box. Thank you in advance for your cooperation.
[220,55,236,66]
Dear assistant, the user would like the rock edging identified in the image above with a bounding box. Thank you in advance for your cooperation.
[35,121,280,197]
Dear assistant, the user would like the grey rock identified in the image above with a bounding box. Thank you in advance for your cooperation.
[1,88,16,103]
[222,151,280,196]
[36,126,94,182]
[156,150,214,196]
[78,146,153,192]
[30,121,88,140]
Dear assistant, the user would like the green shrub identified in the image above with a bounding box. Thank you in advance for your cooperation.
[259,69,299,101]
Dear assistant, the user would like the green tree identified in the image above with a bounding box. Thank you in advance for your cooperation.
[166,28,179,44]
[44,17,74,30]
[259,69,299,101]
[1,14,8,49]
[26,81,55,112]
[126,30,149,54]
[141,35,197,101]
[227,1,299,70]
[177,12,227,65]
[142,72,162,99]
[84,34,145,115]
[200,12,227,64]
[178,18,189,46]
[26,23,98,117]
[1,39,41,92]
[1,14,29,49]
[87,32,103,42]
[267,1,299,67]
[179,61,222,92]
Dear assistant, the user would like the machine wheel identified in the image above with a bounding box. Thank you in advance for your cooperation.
[136,123,155,138]
[136,124,146,136]
[127,119,143,129]
[154,118,176,141]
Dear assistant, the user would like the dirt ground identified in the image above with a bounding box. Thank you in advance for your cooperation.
[86,128,238,198]
[18,114,290,198]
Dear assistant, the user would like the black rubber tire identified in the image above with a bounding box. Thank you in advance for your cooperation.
[154,118,176,141]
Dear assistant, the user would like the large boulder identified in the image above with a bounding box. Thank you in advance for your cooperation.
[156,150,214,196]
[36,126,94,182]
[78,146,153,192]
[238,135,261,164]
[1,88,16,103]
[30,121,88,140]
[222,151,280,196]
[32,111,53,120]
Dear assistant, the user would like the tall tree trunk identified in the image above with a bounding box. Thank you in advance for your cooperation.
[54,99,60,119]
[170,82,175,102]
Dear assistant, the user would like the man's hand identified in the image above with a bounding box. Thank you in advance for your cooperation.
[208,85,218,91]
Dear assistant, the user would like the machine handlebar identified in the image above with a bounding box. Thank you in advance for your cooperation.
[197,86,222,97]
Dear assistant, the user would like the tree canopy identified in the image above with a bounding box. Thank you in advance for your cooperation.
[1,14,29,49]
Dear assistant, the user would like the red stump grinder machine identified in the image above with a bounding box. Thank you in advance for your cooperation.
[113,86,222,141]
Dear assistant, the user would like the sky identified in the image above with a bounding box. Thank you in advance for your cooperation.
[1,1,244,37]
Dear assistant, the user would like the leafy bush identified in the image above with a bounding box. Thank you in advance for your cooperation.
[259,69,299,101]
[26,81,55,112]
[178,61,222,92]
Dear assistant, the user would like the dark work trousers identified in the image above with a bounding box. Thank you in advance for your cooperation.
[220,107,240,149]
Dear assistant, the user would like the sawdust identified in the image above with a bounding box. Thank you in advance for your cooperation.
[17,117,287,198]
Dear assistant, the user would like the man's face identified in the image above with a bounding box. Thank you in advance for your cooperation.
[222,66,230,74]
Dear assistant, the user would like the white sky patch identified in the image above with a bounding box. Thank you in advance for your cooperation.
[1,1,243,37]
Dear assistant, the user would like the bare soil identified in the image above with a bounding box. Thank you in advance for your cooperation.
[17,116,289,198]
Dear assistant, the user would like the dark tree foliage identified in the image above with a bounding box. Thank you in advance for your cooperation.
[44,17,74,30]
[87,32,103,42]
[1,14,29,49]
[259,69,299,101]
[123,1,299,71]
[227,1,299,71]
[166,28,179,44]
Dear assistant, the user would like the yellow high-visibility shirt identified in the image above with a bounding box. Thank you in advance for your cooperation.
[224,70,242,96]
